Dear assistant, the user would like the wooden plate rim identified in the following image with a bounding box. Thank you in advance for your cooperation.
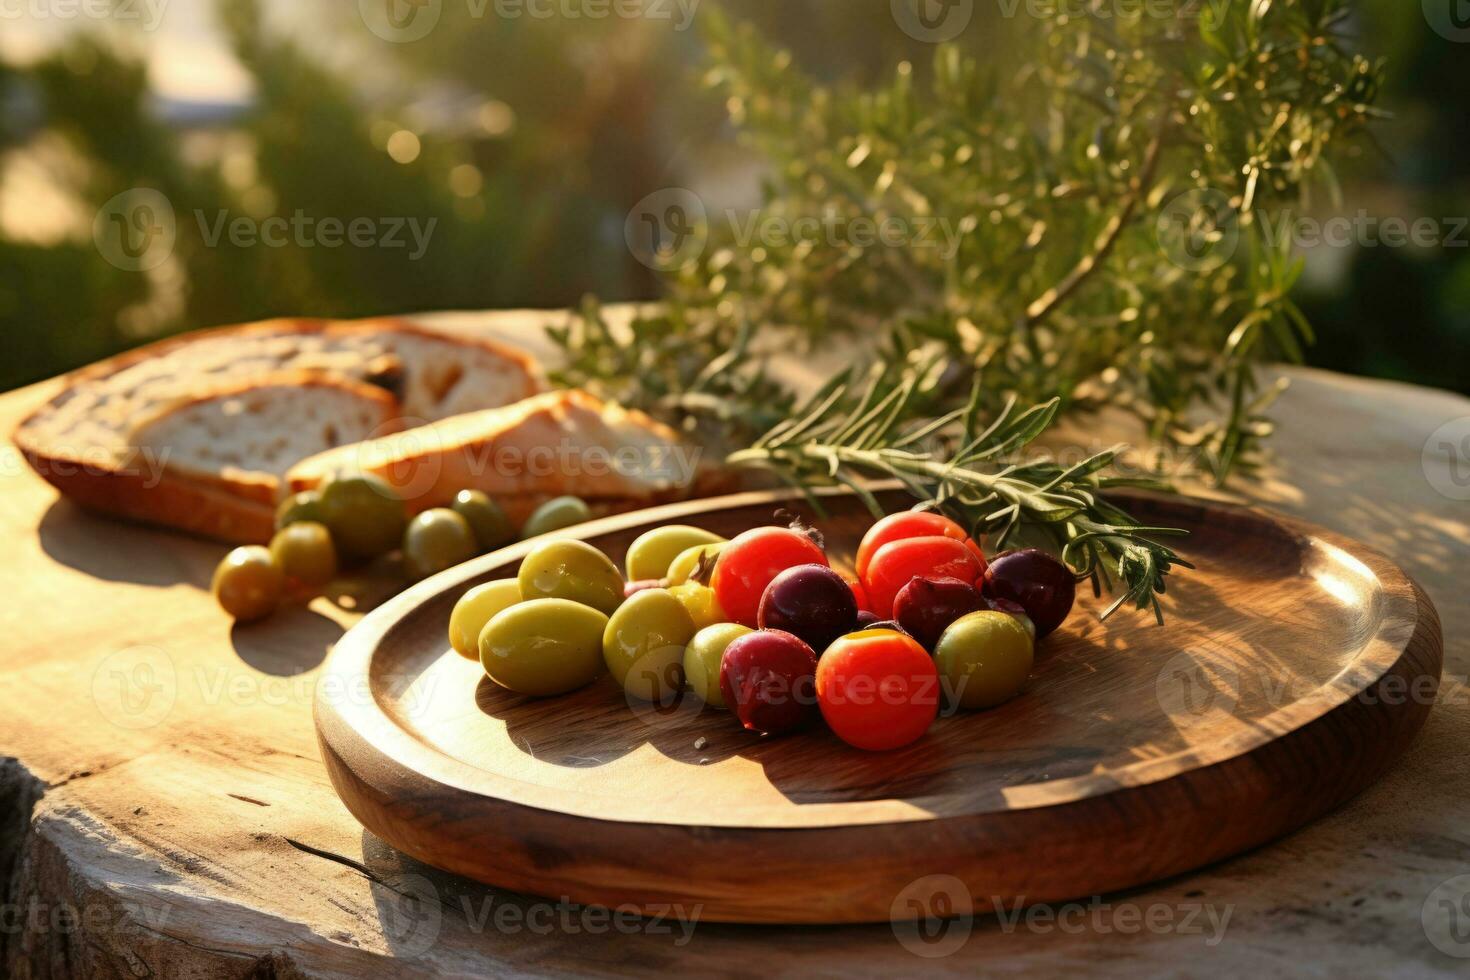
[315,487,1433,831]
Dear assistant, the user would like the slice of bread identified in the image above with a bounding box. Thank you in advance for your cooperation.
[14,317,542,542]
[287,389,712,516]
[127,372,403,507]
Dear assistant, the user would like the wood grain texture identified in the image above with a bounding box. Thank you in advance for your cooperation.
[316,487,1441,923]
[0,308,1466,976]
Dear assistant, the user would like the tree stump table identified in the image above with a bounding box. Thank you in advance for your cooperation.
[2,310,1467,977]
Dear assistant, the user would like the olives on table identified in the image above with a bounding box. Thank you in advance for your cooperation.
[212,546,285,623]
[666,542,723,586]
[933,611,1034,710]
[275,490,327,530]
[452,490,516,553]
[268,521,338,591]
[719,629,819,736]
[982,549,1077,639]
[603,589,697,703]
[317,475,408,561]
[757,564,858,655]
[711,526,829,628]
[521,496,593,539]
[480,599,607,697]
[817,629,940,751]
[518,539,625,615]
[448,579,522,660]
[625,525,724,583]
[683,623,752,710]
[404,508,479,581]
[893,576,987,652]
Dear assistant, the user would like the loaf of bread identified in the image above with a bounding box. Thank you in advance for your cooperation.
[13,318,542,542]
[286,389,714,525]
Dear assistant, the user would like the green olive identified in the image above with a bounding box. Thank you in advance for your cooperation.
[317,475,407,562]
[933,611,1034,710]
[448,579,522,660]
[452,490,515,553]
[603,589,696,703]
[668,581,727,631]
[404,508,479,581]
[665,542,724,586]
[479,599,607,697]
[268,521,337,590]
[212,546,284,622]
[624,526,725,582]
[517,539,624,615]
[520,496,592,539]
[275,490,327,530]
[683,623,752,710]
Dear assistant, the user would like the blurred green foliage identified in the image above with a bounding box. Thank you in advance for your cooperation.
[0,0,1464,396]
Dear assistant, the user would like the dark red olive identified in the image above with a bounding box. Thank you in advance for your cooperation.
[757,564,858,655]
[893,576,988,651]
[982,549,1076,639]
[854,610,882,630]
[719,629,819,736]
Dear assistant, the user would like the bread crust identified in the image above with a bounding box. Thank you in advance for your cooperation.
[13,317,542,544]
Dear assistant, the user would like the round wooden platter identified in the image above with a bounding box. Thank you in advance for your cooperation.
[315,487,1442,925]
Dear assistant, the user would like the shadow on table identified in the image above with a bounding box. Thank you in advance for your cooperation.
[229,603,343,675]
[37,498,216,588]
[355,829,882,966]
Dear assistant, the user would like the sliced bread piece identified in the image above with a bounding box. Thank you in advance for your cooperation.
[13,317,543,543]
[127,372,402,506]
[287,389,711,515]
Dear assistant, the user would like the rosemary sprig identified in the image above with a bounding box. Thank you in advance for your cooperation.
[727,366,1193,624]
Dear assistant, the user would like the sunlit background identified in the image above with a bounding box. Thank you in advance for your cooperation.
[0,0,1465,394]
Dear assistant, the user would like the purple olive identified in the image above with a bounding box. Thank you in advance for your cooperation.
[982,549,1076,639]
[719,629,819,735]
[893,576,988,651]
[757,564,858,655]
[854,610,882,630]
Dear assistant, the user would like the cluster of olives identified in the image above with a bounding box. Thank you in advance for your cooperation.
[211,474,596,623]
[450,512,1079,752]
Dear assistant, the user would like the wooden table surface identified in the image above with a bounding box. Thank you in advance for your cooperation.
[2,310,1467,978]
